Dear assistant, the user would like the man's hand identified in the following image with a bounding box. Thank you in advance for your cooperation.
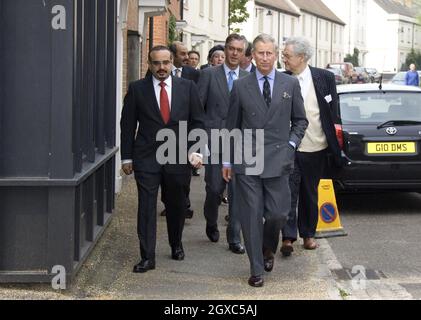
[222,167,232,183]
[189,153,203,169]
[122,163,133,175]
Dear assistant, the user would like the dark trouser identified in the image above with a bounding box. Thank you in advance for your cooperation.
[236,174,290,276]
[135,170,190,261]
[282,149,327,241]
[204,163,241,244]
[161,173,191,209]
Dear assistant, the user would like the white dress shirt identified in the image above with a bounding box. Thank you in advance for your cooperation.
[295,65,312,100]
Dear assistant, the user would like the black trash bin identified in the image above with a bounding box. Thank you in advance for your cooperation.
[0,0,118,283]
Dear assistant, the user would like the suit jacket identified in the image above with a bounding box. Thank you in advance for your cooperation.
[198,65,248,132]
[181,65,200,83]
[225,71,308,178]
[308,66,342,166]
[120,75,205,174]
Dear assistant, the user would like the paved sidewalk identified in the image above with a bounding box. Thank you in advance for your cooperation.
[0,174,341,300]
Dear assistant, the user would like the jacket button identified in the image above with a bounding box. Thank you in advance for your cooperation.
[252,113,256,116]
[276,145,280,149]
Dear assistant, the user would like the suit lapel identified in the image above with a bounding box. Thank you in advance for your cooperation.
[263,71,287,126]
[215,65,230,104]
[247,73,268,116]
[170,76,181,121]
[310,66,326,104]
[143,78,165,124]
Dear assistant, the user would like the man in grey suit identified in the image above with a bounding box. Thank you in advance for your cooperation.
[222,34,308,287]
[198,34,248,254]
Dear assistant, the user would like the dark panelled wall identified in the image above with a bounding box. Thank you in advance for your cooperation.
[0,0,118,283]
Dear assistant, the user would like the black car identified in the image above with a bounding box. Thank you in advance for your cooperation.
[328,84,421,192]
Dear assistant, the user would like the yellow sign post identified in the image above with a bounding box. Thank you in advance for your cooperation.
[316,179,347,239]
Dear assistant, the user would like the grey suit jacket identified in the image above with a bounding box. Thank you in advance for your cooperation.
[198,65,248,132]
[225,71,308,178]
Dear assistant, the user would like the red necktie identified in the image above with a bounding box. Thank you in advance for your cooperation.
[159,81,170,124]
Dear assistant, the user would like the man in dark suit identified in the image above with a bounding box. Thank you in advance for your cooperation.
[120,46,205,273]
[222,34,308,287]
[240,42,256,73]
[169,41,200,83]
[159,42,201,218]
[198,34,248,255]
[280,37,343,256]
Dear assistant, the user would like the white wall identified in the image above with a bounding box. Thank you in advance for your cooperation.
[183,0,229,65]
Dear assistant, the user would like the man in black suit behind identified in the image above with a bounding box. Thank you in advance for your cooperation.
[280,37,343,256]
[120,46,205,273]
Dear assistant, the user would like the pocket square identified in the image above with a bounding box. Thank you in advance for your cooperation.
[324,94,332,103]
[283,92,291,99]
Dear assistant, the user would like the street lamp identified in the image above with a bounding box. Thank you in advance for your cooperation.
[255,8,273,17]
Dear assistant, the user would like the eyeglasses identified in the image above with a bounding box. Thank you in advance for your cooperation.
[281,52,298,60]
[150,60,172,67]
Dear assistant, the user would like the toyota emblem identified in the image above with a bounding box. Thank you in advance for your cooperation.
[386,127,398,135]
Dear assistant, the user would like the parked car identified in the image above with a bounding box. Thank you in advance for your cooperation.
[328,84,421,192]
[353,67,370,84]
[327,62,354,84]
[390,72,406,85]
[327,68,347,85]
[391,71,421,85]
[366,68,382,83]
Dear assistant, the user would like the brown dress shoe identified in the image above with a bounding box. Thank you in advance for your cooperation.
[280,240,294,257]
[303,238,319,250]
[248,275,264,287]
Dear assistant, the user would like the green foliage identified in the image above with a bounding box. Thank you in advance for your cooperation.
[229,0,250,33]
[168,15,178,45]
[344,48,360,67]
[401,48,421,71]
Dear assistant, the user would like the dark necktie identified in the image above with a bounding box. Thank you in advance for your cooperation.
[263,76,271,108]
[159,82,170,124]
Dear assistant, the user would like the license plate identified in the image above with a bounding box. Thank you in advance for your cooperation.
[367,142,416,154]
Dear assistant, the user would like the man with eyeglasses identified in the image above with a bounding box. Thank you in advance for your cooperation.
[120,46,205,273]
[198,34,248,255]
[280,37,343,256]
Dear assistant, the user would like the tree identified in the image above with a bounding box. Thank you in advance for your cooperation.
[228,0,250,33]
[401,48,421,71]
[168,15,179,45]
[344,48,360,67]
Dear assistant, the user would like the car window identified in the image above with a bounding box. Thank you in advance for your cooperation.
[392,72,406,81]
[339,92,421,124]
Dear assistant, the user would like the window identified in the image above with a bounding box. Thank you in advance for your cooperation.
[222,0,226,26]
[199,0,204,16]
[302,14,306,36]
[291,18,295,36]
[258,10,263,33]
[325,21,329,41]
[209,0,213,21]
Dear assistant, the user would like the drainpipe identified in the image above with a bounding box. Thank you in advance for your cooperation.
[315,17,319,66]
[149,17,154,51]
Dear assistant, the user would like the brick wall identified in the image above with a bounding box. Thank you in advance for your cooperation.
[140,0,182,78]
[122,0,139,96]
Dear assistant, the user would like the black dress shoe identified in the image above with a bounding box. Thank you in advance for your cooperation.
[248,275,264,287]
[171,245,185,261]
[185,208,194,219]
[280,241,294,257]
[264,256,274,272]
[133,260,155,273]
[229,243,245,254]
[206,226,220,243]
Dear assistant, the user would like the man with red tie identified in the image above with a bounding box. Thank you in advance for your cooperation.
[120,46,205,273]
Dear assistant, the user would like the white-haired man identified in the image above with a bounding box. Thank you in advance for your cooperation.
[281,37,343,255]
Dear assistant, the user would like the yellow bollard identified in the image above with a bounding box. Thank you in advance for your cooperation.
[316,179,347,239]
